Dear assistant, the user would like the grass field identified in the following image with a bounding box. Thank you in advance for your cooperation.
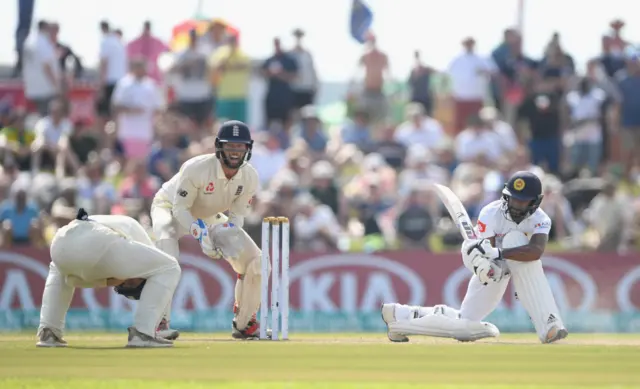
[1,333,639,389]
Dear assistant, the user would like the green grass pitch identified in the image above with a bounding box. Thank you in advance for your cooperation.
[1,333,639,388]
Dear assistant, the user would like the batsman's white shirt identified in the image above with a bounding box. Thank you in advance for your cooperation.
[475,200,551,246]
[459,199,553,322]
[153,154,259,236]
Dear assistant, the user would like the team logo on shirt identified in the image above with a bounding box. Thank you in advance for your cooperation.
[235,186,243,196]
[513,178,526,191]
[204,182,215,194]
[178,189,188,197]
[477,220,487,233]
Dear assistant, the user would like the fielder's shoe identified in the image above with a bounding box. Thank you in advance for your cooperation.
[126,327,174,348]
[380,303,409,343]
[36,328,68,348]
[156,318,180,341]
[543,326,568,344]
[232,316,272,340]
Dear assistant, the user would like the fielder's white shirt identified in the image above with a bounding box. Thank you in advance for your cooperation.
[156,154,259,231]
[475,200,552,249]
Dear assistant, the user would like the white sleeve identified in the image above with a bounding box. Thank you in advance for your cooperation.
[475,205,496,239]
[172,161,202,231]
[33,119,47,145]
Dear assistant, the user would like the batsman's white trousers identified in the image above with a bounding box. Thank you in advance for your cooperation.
[40,219,181,338]
[459,263,565,342]
[150,199,263,329]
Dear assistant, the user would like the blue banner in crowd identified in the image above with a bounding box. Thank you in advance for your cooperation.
[350,0,373,44]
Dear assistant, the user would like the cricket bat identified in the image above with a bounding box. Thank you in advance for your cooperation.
[433,184,478,241]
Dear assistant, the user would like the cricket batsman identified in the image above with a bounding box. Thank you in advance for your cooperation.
[150,120,264,340]
[37,210,181,348]
[382,171,569,344]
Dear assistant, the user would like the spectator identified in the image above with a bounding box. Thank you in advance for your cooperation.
[262,38,298,128]
[96,20,128,125]
[126,21,170,84]
[44,198,76,245]
[292,192,340,252]
[516,80,563,174]
[148,130,181,182]
[448,37,495,134]
[0,187,41,248]
[198,19,229,57]
[296,105,327,157]
[455,114,505,168]
[479,106,519,155]
[0,110,35,171]
[598,35,626,79]
[116,159,160,216]
[586,180,633,252]
[365,125,406,169]
[49,22,83,82]
[250,132,287,187]
[290,29,319,113]
[565,77,606,175]
[212,34,251,123]
[32,99,73,176]
[66,119,100,170]
[408,50,435,115]
[396,183,434,250]
[393,103,446,152]
[170,29,213,136]
[540,175,580,247]
[76,158,117,215]
[111,58,162,159]
[309,160,341,217]
[22,20,61,116]
[608,19,629,57]
[340,108,373,150]
[357,34,390,128]
[398,145,449,197]
[614,53,640,180]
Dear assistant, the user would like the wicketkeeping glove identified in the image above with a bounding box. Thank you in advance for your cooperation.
[191,219,224,259]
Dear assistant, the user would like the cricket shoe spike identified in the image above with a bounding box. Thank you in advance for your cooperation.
[543,325,568,344]
[156,318,180,341]
[126,327,174,348]
[380,303,409,343]
[232,316,272,340]
[36,328,68,348]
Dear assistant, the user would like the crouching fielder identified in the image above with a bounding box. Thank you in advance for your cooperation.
[382,171,568,344]
[150,120,264,340]
[37,210,181,348]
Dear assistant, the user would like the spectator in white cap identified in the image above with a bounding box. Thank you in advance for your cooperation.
[296,105,327,156]
[309,160,341,217]
[293,192,340,252]
[394,103,445,153]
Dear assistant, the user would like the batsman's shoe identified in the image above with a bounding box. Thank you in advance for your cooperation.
[126,327,173,348]
[36,328,68,348]
[543,326,568,344]
[380,303,409,343]
[157,318,180,341]
[232,317,272,340]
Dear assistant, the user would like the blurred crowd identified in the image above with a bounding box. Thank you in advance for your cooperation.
[1,16,640,254]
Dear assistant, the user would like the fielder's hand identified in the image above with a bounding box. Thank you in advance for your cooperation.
[191,219,224,259]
